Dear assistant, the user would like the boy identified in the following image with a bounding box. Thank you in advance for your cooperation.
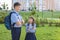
[11,2,24,40]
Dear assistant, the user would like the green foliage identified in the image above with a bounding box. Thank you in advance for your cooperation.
[36,18,40,27]
[0,11,60,26]
[0,11,8,23]
[30,1,36,16]
[30,10,36,16]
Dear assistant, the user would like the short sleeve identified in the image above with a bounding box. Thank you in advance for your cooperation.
[34,23,36,29]
[11,13,19,23]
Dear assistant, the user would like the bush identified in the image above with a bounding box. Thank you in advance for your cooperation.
[0,11,60,27]
[0,11,8,23]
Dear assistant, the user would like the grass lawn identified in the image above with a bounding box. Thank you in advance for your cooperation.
[0,24,60,40]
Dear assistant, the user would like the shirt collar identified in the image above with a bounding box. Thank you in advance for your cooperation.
[13,9,19,14]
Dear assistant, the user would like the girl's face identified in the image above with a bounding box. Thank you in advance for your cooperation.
[28,18,33,23]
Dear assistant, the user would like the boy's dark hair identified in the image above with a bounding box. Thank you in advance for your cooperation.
[14,2,21,8]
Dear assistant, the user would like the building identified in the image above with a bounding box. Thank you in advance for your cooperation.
[0,0,60,11]
[55,0,60,10]
[42,0,55,10]
[12,0,60,11]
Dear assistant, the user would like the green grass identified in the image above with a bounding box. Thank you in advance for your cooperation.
[0,24,60,40]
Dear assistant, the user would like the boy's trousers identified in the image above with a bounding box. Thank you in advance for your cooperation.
[11,27,21,40]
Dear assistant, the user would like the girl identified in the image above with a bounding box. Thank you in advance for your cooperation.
[25,17,37,40]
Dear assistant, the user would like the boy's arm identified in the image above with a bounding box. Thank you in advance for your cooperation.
[11,14,22,26]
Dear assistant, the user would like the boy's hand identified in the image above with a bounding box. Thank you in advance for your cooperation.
[16,21,22,26]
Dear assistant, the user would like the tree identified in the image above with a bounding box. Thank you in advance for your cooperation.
[2,2,8,10]
[0,7,2,10]
[2,2,5,9]
[30,1,36,16]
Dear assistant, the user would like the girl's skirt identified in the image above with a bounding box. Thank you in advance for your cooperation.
[25,33,37,40]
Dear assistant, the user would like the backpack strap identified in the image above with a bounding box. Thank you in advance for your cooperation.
[10,12,18,27]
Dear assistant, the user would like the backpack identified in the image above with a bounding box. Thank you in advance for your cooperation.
[4,12,16,30]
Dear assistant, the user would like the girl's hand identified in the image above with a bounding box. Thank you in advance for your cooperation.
[28,29,30,32]
[32,26,36,30]
[21,20,25,24]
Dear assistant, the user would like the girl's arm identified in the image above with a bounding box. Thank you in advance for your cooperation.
[21,19,25,24]
[32,24,36,30]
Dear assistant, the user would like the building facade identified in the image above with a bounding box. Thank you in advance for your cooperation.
[12,0,56,11]
[0,0,60,11]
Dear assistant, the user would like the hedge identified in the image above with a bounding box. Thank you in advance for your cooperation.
[0,11,60,26]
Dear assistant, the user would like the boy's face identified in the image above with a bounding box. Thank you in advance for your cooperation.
[15,5,21,12]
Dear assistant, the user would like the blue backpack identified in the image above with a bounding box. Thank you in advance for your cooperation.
[4,12,16,30]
